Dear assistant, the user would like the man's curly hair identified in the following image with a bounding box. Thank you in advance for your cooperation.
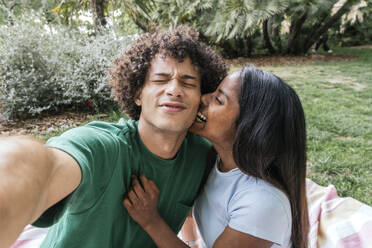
[109,26,228,120]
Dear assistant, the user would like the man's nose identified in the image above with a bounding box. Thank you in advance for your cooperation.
[165,79,183,97]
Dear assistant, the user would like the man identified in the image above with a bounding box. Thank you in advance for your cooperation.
[0,27,227,248]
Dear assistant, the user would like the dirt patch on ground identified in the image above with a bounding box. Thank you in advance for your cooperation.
[337,136,358,141]
[349,83,367,91]
[227,54,356,67]
[327,76,366,91]
[0,112,95,137]
[327,76,354,84]
[349,45,372,49]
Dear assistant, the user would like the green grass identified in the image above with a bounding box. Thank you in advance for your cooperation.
[39,111,128,142]
[251,47,371,205]
[38,47,371,205]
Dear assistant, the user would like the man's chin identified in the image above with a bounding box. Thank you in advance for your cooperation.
[189,120,205,135]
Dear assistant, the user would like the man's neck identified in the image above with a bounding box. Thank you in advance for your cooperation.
[137,120,187,160]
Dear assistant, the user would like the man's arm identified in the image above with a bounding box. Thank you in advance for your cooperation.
[0,136,81,248]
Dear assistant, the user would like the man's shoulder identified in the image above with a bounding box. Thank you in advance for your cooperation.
[46,118,137,148]
[85,118,137,136]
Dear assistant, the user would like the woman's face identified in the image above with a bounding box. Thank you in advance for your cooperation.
[190,71,241,146]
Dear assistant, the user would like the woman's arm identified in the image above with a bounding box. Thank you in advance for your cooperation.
[124,175,273,248]
[123,175,189,248]
[180,211,201,247]
[213,226,273,248]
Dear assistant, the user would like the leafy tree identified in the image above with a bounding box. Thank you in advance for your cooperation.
[48,0,144,35]
[121,0,155,32]
[2,0,366,57]
[118,0,365,55]
[125,0,288,56]
[333,0,372,46]
[280,0,362,54]
[200,0,288,42]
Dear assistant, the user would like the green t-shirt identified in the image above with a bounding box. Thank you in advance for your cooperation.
[33,119,214,248]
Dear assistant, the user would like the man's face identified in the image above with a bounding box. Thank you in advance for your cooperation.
[135,55,201,134]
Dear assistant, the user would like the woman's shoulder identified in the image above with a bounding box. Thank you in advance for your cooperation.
[227,174,292,246]
[229,174,291,220]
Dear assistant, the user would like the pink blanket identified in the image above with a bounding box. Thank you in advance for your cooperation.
[10,225,48,248]
[306,179,372,248]
[10,179,372,248]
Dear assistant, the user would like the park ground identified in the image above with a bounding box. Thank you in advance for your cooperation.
[1,46,371,205]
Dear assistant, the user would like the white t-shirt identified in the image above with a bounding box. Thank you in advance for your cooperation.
[194,160,292,248]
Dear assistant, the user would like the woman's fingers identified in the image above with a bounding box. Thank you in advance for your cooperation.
[128,187,139,205]
[132,175,146,200]
[123,197,132,209]
[126,174,159,211]
[140,174,152,193]
[124,175,161,228]
[149,179,160,195]
[140,174,159,196]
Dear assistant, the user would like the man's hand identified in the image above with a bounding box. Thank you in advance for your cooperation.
[123,174,161,230]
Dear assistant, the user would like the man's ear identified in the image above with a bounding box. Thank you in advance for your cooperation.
[134,90,142,106]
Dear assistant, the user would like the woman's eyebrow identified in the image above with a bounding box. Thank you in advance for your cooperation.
[218,89,229,100]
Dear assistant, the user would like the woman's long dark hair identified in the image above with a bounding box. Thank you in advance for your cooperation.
[233,66,309,248]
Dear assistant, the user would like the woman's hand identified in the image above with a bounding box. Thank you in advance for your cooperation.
[123,174,161,230]
[124,175,190,248]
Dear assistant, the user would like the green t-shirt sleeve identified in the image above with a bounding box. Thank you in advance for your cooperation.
[33,123,120,227]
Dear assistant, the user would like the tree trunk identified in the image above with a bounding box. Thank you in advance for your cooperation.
[126,9,152,33]
[263,19,276,54]
[132,16,149,32]
[91,0,107,34]
[64,15,69,25]
[238,38,246,57]
[303,0,361,52]
[271,15,283,54]
[285,11,308,54]
[122,1,153,33]
[273,25,282,53]
[218,40,237,58]
[311,11,330,35]
[245,36,253,57]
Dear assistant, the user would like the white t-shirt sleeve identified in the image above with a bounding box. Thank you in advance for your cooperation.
[227,188,291,246]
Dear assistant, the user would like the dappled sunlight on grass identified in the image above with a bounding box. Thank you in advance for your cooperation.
[260,47,371,205]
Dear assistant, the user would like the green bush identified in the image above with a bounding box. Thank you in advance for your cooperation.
[333,5,372,47]
[0,13,133,121]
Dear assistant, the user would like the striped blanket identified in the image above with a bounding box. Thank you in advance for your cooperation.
[10,225,48,248]
[10,179,372,248]
[306,179,372,248]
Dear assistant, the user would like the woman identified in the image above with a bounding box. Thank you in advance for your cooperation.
[123,66,309,248]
